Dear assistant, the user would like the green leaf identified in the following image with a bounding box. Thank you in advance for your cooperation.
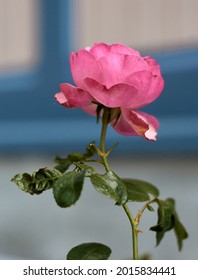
[122,179,159,202]
[67,242,112,260]
[150,198,174,245]
[168,198,188,250]
[53,170,85,207]
[90,171,127,205]
[150,198,188,250]
[173,214,188,251]
[11,168,62,195]
[54,142,96,173]
[54,157,71,173]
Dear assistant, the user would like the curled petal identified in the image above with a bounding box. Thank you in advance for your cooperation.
[55,83,94,108]
[113,108,159,141]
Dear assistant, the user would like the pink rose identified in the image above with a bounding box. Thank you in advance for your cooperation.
[55,43,164,140]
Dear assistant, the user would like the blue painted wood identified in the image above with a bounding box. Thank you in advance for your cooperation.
[0,0,197,154]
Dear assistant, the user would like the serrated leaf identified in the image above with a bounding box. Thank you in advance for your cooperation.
[67,242,112,260]
[122,179,159,202]
[90,171,127,205]
[53,170,85,207]
[11,168,62,195]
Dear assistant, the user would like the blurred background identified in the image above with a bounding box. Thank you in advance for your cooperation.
[0,0,197,259]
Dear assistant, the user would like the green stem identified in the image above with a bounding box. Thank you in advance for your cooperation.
[122,204,139,260]
[99,108,111,172]
[99,107,139,260]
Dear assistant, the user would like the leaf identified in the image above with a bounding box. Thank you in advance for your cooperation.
[54,142,96,173]
[54,157,71,173]
[67,242,112,260]
[90,171,127,205]
[168,198,188,250]
[53,170,85,207]
[150,198,174,245]
[122,179,159,202]
[150,198,188,250]
[11,168,62,195]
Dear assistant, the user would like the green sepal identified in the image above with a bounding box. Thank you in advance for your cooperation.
[11,168,62,195]
[122,179,159,202]
[67,242,112,260]
[150,198,188,250]
[90,171,127,205]
[53,170,85,208]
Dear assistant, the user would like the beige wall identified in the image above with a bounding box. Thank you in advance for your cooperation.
[1,0,198,72]
[0,0,39,72]
[74,0,198,50]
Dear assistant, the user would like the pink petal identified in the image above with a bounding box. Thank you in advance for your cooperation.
[89,42,140,59]
[88,43,110,59]
[109,43,140,56]
[84,78,138,108]
[55,83,94,108]
[113,108,159,140]
[96,53,148,88]
[126,70,164,108]
[82,103,98,116]
[143,56,165,103]
[70,50,102,89]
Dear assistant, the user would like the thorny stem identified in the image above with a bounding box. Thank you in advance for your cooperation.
[99,107,139,260]
[122,203,139,260]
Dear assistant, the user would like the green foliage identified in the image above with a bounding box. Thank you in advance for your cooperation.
[11,142,96,205]
[122,179,159,202]
[11,140,188,257]
[53,170,85,208]
[67,242,112,260]
[150,198,188,250]
[55,142,96,173]
[90,171,127,205]
[11,168,62,195]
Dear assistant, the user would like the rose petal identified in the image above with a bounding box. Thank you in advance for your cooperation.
[109,43,140,56]
[89,42,140,59]
[70,50,102,89]
[55,83,94,108]
[84,78,138,108]
[113,108,159,140]
[82,103,98,116]
[97,53,148,88]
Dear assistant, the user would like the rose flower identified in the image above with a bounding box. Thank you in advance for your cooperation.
[55,43,164,140]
